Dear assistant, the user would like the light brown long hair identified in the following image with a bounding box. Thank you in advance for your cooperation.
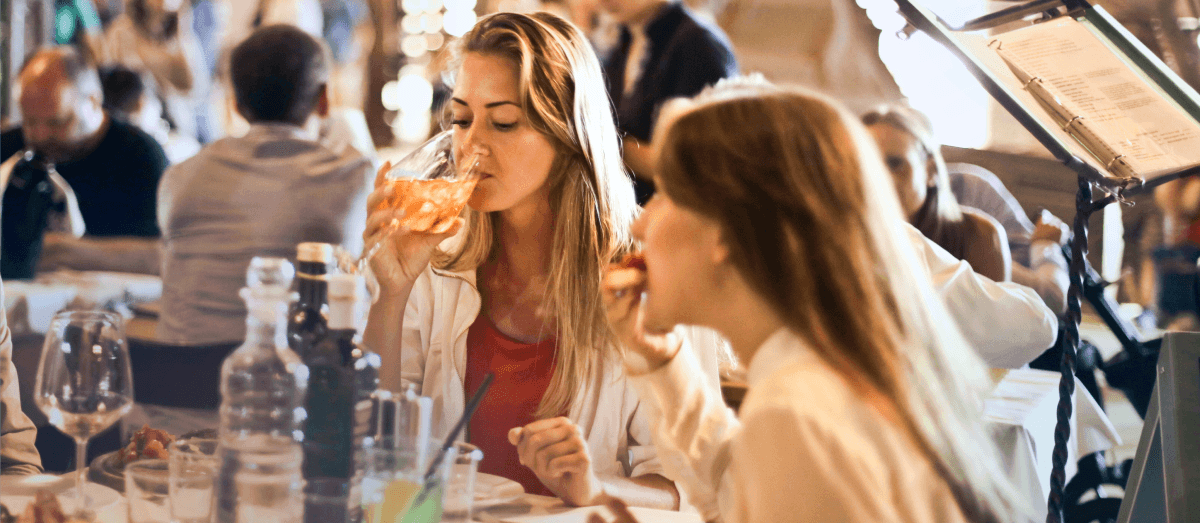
[861,104,972,260]
[436,12,638,418]
[655,80,1032,522]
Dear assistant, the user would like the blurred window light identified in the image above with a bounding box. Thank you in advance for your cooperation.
[397,74,435,114]
[426,33,446,51]
[401,64,428,77]
[382,81,403,111]
[444,0,476,11]
[444,9,477,37]
[402,35,429,57]
[402,13,423,33]
[424,12,444,33]
[427,0,444,12]
[393,110,432,143]
[861,0,990,149]
[402,0,422,13]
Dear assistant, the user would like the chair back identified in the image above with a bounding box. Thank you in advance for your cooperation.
[127,336,240,410]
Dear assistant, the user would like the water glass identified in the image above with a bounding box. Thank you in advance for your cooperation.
[125,459,171,523]
[360,438,454,523]
[169,438,217,523]
[442,442,483,523]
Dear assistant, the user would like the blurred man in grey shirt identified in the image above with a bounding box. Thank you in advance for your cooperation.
[156,25,372,345]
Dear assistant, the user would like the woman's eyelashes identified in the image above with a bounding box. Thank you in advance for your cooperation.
[449,116,518,132]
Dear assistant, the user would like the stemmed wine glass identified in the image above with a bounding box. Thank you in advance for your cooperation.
[341,130,482,275]
[34,310,134,519]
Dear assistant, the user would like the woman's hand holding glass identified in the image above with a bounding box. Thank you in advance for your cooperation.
[508,417,604,506]
[601,261,681,375]
[364,160,465,294]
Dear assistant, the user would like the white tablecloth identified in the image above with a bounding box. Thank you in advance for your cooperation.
[75,493,699,523]
[3,270,162,335]
[476,494,701,523]
[985,368,1121,519]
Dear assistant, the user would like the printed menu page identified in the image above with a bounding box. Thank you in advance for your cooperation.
[987,17,1200,178]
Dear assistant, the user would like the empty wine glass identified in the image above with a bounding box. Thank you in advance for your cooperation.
[34,310,134,519]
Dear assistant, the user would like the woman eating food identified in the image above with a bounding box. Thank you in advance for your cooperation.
[362,11,723,509]
[602,79,1033,522]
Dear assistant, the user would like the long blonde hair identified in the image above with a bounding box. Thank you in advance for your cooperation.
[861,104,972,259]
[437,12,638,418]
[656,81,1032,522]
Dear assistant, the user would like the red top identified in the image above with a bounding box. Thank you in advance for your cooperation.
[1184,220,1200,246]
[464,314,558,496]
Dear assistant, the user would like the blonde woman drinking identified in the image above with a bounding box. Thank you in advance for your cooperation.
[603,80,1033,522]
[363,11,722,509]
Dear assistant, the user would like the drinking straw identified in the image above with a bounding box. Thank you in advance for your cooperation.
[412,372,494,506]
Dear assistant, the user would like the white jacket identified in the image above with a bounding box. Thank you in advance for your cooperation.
[632,329,969,523]
[907,224,1058,368]
[395,265,724,481]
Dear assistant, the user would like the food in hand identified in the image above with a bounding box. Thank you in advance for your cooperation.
[118,425,175,467]
[619,252,646,271]
[605,252,647,291]
[14,491,87,523]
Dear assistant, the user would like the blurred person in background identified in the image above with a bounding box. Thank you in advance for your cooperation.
[155,24,372,346]
[364,12,726,508]
[96,0,211,142]
[213,0,376,163]
[863,105,1012,284]
[1149,175,1200,328]
[602,80,1033,522]
[99,65,201,164]
[948,165,1070,315]
[599,0,738,204]
[0,281,43,476]
[861,105,1068,315]
[1,46,167,279]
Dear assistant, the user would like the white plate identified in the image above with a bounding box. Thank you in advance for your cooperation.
[472,471,525,508]
[0,473,122,516]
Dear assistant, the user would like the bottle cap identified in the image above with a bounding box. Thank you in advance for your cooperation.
[296,243,335,264]
[326,274,366,300]
[246,257,295,288]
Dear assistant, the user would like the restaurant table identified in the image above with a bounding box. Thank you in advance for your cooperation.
[4,271,163,471]
[3,270,162,336]
[65,491,702,523]
[984,368,1121,519]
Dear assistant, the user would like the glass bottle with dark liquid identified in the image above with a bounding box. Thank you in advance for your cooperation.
[302,274,378,523]
[289,242,333,358]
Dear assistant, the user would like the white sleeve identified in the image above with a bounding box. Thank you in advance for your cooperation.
[1010,238,1069,316]
[728,402,897,523]
[399,270,435,393]
[623,386,664,479]
[909,225,1058,368]
[628,343,740,521]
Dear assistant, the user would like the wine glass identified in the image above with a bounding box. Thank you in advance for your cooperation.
[346,130,483,274]
[34,310,134,519]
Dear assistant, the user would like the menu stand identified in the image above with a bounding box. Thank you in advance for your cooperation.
[891,1,1200,522]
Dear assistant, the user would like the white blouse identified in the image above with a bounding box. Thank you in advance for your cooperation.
[631,328,968,522]
[396,265,725,482]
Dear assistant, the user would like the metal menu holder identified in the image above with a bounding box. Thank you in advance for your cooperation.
[892,1,1200,522]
